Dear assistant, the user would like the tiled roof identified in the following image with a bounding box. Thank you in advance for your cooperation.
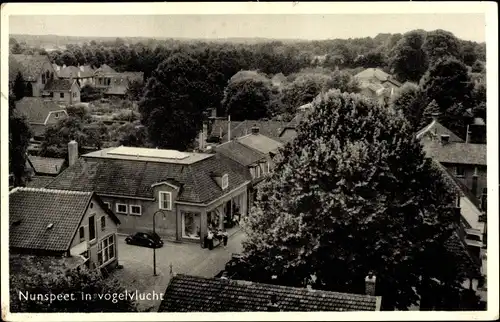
[416,120,464,143]
[47,152,250,203]
[221,120,287,142]
[10,253,87,275]
[94,64,116,74]
[9,54,52,82]
[58,65,95,78]
[422,141,486,166]
[159,275,381,312]
[9,188,94,253]
[209,119,243,139]
[237,133,283,155]
[25,175,57,188]
[354,68,392,83]
[444,231,482,278]
[27,155,65,175]
[9,187,120,253]
[15,97,66,124]
[216,141,265,166]
[44,78,74,91]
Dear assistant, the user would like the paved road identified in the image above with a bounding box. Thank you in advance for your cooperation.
[111,229,246,311]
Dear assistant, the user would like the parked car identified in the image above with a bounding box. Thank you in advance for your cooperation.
[125,232,164,248]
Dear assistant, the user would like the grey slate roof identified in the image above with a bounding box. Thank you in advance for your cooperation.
[159,274,381,312]
[215,141,265,166]
[44,78,74,91]
[422,141,486,166]
[9,187,120,253]
[237,133,283,155]
[221,120,287,142]
[47,152,250,204]
[25,176,57,188]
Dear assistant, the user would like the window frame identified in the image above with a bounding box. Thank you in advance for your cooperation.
[88,215,96,242]
[100,216,106,232]
[59,92,64,99]
[130,205,142,216]
[97,234,115,267]
[159,191,172,211]
[79,226,85,243]
[103,202,111,210]
[221,174,229,190]
[455,166,466,178]
[116,203,128,214]
[255,165,261,178]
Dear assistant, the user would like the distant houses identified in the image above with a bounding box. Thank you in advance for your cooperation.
[354,68,402,105]
[14,97,68,139]
[9,54,59,97]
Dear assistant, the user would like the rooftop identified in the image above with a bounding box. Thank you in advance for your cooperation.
[416,119,464,143]
[84,146,213,165]
[9,187,93,253]
[27,155,65,175]
[15,97,67,124]
[44,78,75,91]
[237,133,283,155]
[47,151,250,203]
[159,274,381,312]
[216,140,266,167]
[422,141,486,166]
[9,54,53,82]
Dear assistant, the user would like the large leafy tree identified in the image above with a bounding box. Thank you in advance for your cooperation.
[422,30,463,66]
[420,57,474,137]
[9,99,32,187]
[222,71,274,121]
[228,90,468,310]
[10,259,137,312]
[139,53,209,150]
[389,82,426,130]
[40,105,107,158]
[389,30,428,82]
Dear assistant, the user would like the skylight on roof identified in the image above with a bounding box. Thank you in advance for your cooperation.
[108,146,190,160]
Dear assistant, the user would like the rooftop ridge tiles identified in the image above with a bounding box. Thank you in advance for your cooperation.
[12,187,93,196]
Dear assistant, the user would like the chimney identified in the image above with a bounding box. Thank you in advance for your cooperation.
[440,134,450,145]
[251,125,260,135]
[63,64,66,68]
[68,140,78,167]
[431,112,441,122]
[472,169,478,197]
[80,65,84,72]
[465,124,471,143]
[365,273,376,296]
[210,108,217,118]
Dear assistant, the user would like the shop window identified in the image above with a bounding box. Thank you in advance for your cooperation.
[182,212,201,239]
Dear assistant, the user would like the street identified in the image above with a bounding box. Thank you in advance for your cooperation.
[109,229,246,311]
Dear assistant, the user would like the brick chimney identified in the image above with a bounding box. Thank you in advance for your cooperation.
[68,140,78,167]
[365,273,376,296]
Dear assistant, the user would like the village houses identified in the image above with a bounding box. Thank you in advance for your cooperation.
[14,97,68,139]
[9,187,121,272]
[354,68,402,105]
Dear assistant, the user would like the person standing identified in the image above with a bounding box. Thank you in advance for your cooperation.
[222,229,229,249]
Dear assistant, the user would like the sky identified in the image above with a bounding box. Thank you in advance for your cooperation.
[9,14,486,42]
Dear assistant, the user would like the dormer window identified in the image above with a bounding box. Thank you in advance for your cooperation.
[221,174,229,190]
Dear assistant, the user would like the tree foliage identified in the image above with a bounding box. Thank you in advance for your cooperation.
[389,30,428,82]
[227,90,468,310]
[420,57,474,137]
[422,30,463,67]
[389,82,426,130]
[9,99,32,187]
[222,71,275,121]
[139,53,209,150]
[13,72,27,101]
[10,263,137,312]
[40,105,107,158]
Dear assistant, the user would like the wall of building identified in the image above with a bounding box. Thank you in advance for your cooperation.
[444,163,487,200]
[69,197,118,271]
